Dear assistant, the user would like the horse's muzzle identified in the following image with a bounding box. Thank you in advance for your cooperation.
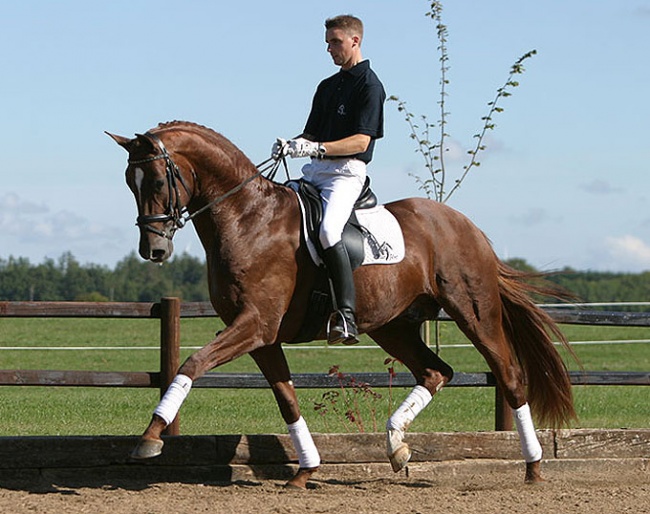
[139,230,174,263]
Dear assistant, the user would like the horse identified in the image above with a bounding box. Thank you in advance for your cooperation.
[107,121,576,488]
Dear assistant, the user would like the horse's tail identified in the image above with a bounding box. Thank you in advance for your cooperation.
[496,260,578,428]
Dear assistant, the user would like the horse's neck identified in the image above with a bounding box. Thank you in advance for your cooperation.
[169,128,297,259]
[191,169,292,256]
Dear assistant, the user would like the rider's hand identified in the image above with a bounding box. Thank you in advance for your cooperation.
[287,138,320,158]
[271,138,289,160]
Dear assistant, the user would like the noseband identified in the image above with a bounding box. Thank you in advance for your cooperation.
[128,131,286,239]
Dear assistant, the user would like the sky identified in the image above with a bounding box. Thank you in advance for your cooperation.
[1,0,649,273]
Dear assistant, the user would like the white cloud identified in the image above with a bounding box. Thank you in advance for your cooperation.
[509,207,562,227]
[579,179,623,195]
[0,192,132,265]
[0,193,119,243]
[605,235,650,271]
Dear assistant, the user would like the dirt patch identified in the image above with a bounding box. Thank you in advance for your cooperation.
[1,461,648,514]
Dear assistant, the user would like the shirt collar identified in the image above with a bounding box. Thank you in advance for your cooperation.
[341,59,369,77]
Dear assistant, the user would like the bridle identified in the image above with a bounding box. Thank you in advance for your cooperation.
[128,131,286,239]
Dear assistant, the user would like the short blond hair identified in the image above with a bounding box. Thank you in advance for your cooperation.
[325,14,364,41]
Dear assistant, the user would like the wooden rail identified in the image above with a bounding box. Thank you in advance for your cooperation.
[1,299,649,434]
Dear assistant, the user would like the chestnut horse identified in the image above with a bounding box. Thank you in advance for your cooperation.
[108,121,575,488]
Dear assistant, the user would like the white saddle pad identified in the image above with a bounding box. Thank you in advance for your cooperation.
[294,191,405,267]
[355,205,405,265]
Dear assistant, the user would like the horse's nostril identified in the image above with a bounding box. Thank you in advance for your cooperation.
[151,249,167,262]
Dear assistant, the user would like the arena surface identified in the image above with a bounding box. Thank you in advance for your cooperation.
[1,459,648,514]
[1,431,648,513]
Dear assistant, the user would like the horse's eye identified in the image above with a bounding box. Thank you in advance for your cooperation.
[154,179,165,192]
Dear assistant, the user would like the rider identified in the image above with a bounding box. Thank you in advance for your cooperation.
[272,14,386,345]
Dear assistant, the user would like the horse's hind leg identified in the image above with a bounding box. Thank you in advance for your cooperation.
[250,344,320,489]
[369,318,454,472]
[439,288,543,483]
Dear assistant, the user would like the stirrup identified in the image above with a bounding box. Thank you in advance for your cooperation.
[326,310,359,346]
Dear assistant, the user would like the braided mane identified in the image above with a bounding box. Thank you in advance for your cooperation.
[152,121,254,168]
[154,120,221,140]
[156,120,211,131]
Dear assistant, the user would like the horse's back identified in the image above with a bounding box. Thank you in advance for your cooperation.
[385,197,494,256]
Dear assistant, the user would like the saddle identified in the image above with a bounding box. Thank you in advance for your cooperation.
[285,177,378,343]
[287,177,378,270]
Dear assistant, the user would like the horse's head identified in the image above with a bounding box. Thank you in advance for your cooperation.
[107,130,195,263]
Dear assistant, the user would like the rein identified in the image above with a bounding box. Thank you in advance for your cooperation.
[128,132,288,238]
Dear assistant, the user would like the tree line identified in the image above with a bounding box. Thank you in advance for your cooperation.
[0,252,648,308]
[0,252,208,302]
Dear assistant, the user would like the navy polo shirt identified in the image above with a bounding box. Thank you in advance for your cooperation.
[303,60,385,164]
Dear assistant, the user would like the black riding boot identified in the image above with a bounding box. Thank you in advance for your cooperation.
[322,241,359,345]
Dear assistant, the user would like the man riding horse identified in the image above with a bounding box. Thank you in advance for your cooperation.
[272,14,386,346]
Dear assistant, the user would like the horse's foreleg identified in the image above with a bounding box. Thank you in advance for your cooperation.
[132,315,266,460]
[131,373,192,459]
[251,345,320,489]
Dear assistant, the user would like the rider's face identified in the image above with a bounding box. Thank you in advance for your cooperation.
[326,28,359,70]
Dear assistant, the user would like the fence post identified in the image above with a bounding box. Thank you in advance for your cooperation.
[494,385,513,431]
[160,297,181,435]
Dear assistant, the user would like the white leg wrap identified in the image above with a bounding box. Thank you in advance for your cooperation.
[287,416,321,469]
[153,374,192,426]
[386,385,433,456]
[386,385,433,433]
[514,403,543,463]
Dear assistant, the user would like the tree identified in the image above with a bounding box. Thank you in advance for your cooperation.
[390,1,536,203]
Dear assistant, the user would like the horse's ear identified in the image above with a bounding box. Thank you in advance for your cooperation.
[105,131,157,155]
[105,131,134,152]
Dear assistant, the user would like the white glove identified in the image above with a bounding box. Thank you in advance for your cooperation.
[287,138,320,158]
[271,138,289,160]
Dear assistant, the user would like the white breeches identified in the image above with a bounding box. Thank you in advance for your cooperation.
[301,158,367,249]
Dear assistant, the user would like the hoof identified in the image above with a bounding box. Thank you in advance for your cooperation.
[285,467,318,489]
[388,444,412,472]
[525,460,544,484]
[130,438,164,460]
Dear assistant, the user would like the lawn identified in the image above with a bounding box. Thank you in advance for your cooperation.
[0,316,648,435]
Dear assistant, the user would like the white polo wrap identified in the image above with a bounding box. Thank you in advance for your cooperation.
[287,416,321,469]
[514,403,543,463]
[153,374,193,426]
[386,385,433,433]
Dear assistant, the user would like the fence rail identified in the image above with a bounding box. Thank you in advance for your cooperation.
[1,298,649,433]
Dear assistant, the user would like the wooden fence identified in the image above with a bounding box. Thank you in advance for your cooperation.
[1,298,649,434]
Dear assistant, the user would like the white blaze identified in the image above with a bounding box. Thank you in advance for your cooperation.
[134,167,144,204]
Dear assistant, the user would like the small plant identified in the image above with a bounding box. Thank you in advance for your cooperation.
[312,361,407,433]
[313,365,383,433]
[389,1,537,203]
[384,357,400,417]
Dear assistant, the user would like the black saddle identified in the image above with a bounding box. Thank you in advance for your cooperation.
[288,176,378,270]
[285,177,378,343]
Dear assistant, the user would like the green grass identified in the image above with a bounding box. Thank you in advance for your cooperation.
[0,317,648,435]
